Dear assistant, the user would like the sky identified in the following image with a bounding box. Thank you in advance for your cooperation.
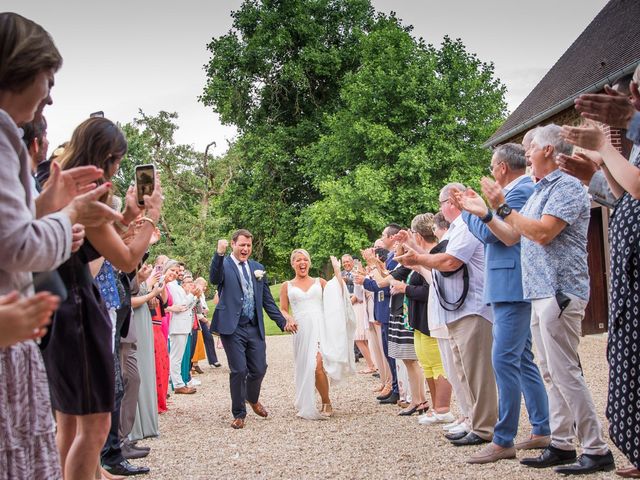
[5,0,610,156]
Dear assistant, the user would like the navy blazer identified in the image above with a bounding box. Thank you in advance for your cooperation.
[208,253,286,339]
[462,176,534,304]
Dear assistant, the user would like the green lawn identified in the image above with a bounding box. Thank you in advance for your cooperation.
[206,283,286,336]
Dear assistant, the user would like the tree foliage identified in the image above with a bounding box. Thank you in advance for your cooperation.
[196,0,507,276]
[119,111,237,279]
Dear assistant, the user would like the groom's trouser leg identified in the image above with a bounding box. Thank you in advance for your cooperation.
[220,327,249,418]
[244,324,268,404]
[380,321,398,395]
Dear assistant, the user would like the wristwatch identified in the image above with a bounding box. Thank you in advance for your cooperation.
[496,203,513,219]
[480,211,493,223]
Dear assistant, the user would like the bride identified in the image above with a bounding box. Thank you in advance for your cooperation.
[280,250,355,420]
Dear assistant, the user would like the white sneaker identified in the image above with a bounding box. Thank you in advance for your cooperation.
[442,420,461,431]
[448,421,470,435]
[419,411,456,425]
[188,378,202,387]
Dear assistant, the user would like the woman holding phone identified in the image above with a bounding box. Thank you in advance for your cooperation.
[41,117,163,479]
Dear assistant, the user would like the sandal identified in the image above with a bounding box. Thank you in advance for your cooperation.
[320,403,334,417]
[358,368,377,374]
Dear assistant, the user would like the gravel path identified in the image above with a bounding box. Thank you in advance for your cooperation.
[138,334,624,479]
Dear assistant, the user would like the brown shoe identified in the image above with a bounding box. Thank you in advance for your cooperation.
[174,386,197,394]
[193,365,205,374]
[231,418,245,429]
[515,435,551,450]
[467,443,516,464]
[248,401,268,418]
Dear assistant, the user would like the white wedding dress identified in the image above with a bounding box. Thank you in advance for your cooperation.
[288,277,356,420]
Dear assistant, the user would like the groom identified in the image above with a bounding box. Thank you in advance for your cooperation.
[209,229,295,429]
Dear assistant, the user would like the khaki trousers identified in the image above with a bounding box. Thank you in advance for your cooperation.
[448,314,497,440]
[530,294,608,455]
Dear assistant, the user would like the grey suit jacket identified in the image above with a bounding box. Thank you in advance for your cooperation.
[0,109,72,296]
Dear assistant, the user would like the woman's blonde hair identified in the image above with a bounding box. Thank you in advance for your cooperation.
[290,248,311,267]
[163,260,179,274]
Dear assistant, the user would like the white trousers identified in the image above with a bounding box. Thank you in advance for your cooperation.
[169,333,189,389]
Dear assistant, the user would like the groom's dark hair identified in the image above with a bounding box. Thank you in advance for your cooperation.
[232,229,253,242]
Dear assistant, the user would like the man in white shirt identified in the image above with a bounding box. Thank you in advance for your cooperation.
[396,183,496,447]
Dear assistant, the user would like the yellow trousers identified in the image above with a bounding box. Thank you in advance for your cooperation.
[413,330,445,379]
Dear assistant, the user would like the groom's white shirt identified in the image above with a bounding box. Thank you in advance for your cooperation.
[230,253,252,285]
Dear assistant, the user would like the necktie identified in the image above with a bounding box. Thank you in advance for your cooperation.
[239,262,251,286]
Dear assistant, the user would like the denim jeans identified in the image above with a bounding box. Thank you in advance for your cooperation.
[492,301,550,448]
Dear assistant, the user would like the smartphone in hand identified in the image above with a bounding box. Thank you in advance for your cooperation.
[135,164,156,207]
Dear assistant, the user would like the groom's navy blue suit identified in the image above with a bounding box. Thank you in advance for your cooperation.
[209,253,286,419]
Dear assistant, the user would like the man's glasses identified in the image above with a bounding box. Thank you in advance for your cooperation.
[488,161,504,174]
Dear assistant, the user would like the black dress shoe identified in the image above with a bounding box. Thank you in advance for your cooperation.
[554,452,615,475]
[520,445,577,468]
[379,392,400,404]
[450,432,490,447]
[444,431,468,441]
[103,460,150,476]
[372,373,380,378]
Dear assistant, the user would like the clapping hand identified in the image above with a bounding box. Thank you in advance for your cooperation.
[457,188,489,218]
[361,248,375,264]
[70,224,85,252]
[560,123,607,152]
[394,244,423,267]
[391,230,410,244]
[390,279,406,296]
[0,291,60,347]
[574,86,636,129]
[330,255,341,271]
[40,163,104,213]
[556,151,602,185]
[480,177,505,210]
[67,182,124,227]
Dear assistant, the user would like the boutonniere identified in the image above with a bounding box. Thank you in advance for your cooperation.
[254,270,266,281]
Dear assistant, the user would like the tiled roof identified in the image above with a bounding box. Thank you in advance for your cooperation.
[486,0,640,147]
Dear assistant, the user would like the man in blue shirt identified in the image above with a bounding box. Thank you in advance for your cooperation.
[481,125,614,475]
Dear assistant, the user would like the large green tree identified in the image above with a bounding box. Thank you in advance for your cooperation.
[201,0,377,276]
[201,0,506,275]
[297,28,506,258]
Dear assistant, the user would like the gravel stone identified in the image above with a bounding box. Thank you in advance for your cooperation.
[138,334,623,479]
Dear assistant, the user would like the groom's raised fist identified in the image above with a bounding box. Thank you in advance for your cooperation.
[217,239,229,255]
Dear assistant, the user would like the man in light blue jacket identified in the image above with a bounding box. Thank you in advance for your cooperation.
[455,143,550,464]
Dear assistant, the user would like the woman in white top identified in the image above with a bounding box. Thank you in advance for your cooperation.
[280,251,354,419]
